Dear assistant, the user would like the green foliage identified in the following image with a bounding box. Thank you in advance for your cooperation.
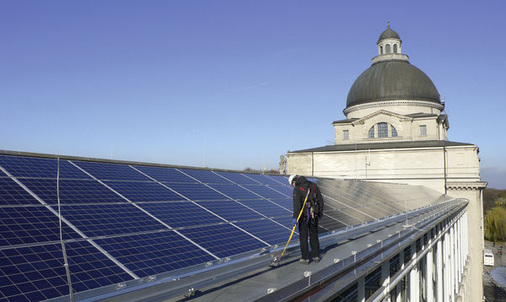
[484,188,506,214]
[495,197,506,208]
[484,206,506,242]
[483,189,506,242]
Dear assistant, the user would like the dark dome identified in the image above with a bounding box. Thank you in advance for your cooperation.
[346,60,441,108]
[378,27,400,42]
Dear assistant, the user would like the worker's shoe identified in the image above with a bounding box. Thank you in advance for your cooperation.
[299,258,309,265]
[313,257,320,263]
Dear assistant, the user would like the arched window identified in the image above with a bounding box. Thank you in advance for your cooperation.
[386,44,391,54]
[393,44,398,53]
[391,125,398,137]
[368,126,375,138]
[378,122,388,138]
[368,123,398,139]
[380,46,383,54]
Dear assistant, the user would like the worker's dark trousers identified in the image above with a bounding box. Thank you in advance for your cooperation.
[298,217,320,260]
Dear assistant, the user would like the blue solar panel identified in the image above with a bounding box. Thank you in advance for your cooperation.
[213,171,262,184]
[234,219,295,246]
[179,224,268,258]
[94,231,216,277]
[241,184,290,199]
[166,182,228,200]
[270,174,291,184]
[19,179,128,204]
[272,216,298,231]
[0,177,40,205]
[103,181,183,202]
[247,174,288,186]
[139,201,224,228]
[268,197,294,210]
[0,242,133,302]
[61,204,167,237]
[179,168,233,184]
[238,199,291,218]
[133,165,196,183]
[210,183,262,200]
[0,206,81,246]
[0,154,307,301]
[196,200,265,222]
[72,161,150,181]
[0,155,91,179]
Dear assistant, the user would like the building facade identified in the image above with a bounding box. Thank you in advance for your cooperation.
[284,25,487,301]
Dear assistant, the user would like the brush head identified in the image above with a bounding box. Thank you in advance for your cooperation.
[269,256,280,267]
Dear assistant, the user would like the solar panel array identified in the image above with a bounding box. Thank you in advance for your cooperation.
[0,153,451,302]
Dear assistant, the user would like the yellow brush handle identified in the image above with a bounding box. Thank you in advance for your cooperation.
[278,190,310,260]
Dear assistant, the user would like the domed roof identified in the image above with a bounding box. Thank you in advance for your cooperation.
[346,60,441,107]
[378,24,400,42]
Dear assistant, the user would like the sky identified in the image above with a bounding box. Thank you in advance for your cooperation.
[1,1,505,189]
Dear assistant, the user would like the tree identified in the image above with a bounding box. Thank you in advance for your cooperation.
[484,206,506,243]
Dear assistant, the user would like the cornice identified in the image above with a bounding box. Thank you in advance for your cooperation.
[446,181,488,190]
[344,99,444,116]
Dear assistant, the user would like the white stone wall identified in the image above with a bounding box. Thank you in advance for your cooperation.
[286,145,480,194]
[334,112,444,144]
[446,184,486,301]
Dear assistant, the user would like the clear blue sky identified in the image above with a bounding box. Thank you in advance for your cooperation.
[1,1,505,188]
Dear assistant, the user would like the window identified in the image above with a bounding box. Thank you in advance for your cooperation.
[368,126,375,138]
[391,125,398,137]
[380,46,383,54]
[393,44,398,53]
[378,122,388,138]
[420,125,427,136]
[368,123,398,139]
[343,130,349,141]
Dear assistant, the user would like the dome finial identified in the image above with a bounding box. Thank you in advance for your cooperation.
[387,21,390,29]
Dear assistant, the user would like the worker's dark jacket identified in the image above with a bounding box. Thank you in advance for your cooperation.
[292,176,323,220]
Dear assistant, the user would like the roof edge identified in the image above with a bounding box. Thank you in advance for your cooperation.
[288,140,476,154]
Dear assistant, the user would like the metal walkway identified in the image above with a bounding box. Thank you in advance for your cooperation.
[87,198,467,301]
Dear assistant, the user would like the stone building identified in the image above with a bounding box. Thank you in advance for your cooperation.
[285,24,487,300]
